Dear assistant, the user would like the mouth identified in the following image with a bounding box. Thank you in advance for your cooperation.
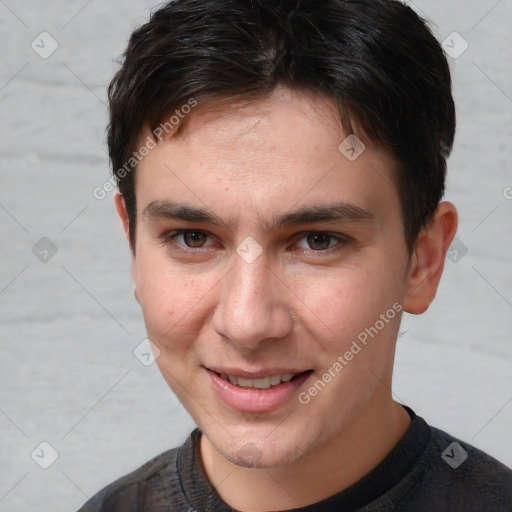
[205,367,314,413]
[214,371,310,390]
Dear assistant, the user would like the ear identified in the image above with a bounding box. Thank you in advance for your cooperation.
[403,202,458,315]
[114,192,130,240]
[114,193,140,303]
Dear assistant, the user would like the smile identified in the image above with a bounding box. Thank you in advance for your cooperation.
[206,368,314,413]
[218,372,303,389]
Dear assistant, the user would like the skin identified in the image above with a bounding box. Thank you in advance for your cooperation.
[115,87,458,511]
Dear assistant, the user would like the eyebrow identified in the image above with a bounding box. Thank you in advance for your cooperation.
[143,200,374,232]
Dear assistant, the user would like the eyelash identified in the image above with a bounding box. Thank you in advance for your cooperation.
[162,230,350,256]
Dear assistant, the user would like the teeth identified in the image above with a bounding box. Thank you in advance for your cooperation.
[253,377,271,389]
[237,377,253,387]
[219,372,300,389]
[270,375,282,386]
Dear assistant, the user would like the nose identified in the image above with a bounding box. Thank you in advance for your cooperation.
[211,255,294,350]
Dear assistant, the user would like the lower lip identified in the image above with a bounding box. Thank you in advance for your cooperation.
[206,369,312,413]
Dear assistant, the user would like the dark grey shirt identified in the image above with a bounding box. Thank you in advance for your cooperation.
[78,407,512,511]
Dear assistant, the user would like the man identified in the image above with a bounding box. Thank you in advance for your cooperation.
[79,0,512,510]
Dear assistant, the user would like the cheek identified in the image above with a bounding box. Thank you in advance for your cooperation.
[294,267,380,329]
[134,254,213,344]
[296,262,404,358]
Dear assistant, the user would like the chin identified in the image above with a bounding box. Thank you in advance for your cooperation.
[227,448,298,470]
[218,432,312,470]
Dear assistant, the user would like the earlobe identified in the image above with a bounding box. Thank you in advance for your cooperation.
[403,202,458,315]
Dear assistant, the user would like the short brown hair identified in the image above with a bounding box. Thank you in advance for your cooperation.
[107,0,455,253]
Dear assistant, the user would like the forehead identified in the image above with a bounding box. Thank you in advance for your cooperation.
[134,87,400,225]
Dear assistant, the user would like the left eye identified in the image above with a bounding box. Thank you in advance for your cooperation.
[172,231,211,248]
[296,233,342,251]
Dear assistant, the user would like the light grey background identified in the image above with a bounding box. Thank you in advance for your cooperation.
[0,1,511,510]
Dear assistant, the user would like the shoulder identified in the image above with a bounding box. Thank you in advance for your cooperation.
[428,424,511,477]
[76,446,181,511]
[407,423,512,511]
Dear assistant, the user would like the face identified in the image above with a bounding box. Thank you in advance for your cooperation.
[121,87,413,469]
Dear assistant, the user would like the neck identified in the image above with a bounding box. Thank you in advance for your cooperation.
[200,398,411,511]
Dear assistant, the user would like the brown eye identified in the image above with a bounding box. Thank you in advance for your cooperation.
[306,233,333,251]
[183,231,208,247]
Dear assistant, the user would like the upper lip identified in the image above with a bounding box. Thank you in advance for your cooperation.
[205,366,313,379]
